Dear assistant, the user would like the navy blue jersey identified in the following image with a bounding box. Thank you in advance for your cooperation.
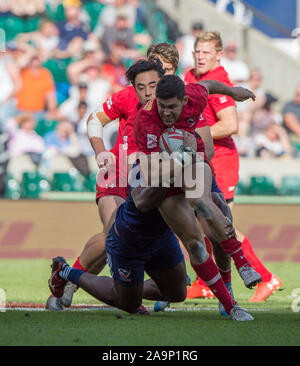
[115,187,171,243]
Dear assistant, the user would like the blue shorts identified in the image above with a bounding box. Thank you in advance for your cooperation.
[106,225,184,287]
[211,174,222,193]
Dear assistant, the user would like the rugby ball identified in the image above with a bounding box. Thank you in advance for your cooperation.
[159,128,184,154]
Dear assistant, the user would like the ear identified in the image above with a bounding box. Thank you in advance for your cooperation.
[183,95,189,106]
[216,50,224,62]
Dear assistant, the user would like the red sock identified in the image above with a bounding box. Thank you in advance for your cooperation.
[72,256,88,272]
[191,256,236,315]
[220,237,251,270]
[196,237,213,286]
[241,237,272,282]
[219,269,231,285]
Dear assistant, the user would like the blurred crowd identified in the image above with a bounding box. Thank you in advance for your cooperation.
[0,0,300,197]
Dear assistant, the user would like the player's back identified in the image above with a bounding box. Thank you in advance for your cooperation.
[114,167,171,249]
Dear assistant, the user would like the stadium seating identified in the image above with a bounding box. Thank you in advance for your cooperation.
[0,16,24,40]
[5,175,21,200]
[52,170,86,192]
[20,171,51,198]
[84,172,97,192]
[248,175,278,195]
[280,176,300,196]
[235,180,249,195]
[82,1,105,30]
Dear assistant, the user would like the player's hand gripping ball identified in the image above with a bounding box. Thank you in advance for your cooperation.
[159,128,197,154]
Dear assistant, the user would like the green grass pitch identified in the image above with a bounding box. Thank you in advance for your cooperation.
[0,259,299,346]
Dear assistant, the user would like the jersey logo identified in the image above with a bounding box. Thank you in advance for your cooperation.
[105,97,113,110]
[219,96,228,104]
[188,117,196,126]
[143,100,154,111]
[147,134,157,149]
[199,114,205,121]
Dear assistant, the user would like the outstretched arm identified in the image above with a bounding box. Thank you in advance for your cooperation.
[199,80,256,102]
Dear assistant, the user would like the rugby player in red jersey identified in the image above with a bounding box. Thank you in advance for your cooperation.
[46,44,181,311]
[48,73,257,321]
[184,31,282,302]
[46,44,257,311]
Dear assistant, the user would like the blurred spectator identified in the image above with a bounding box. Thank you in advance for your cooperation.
[3,0,45,16]
[7,113,45,166]
[101,42,129,92]
[176,21,204,74]
[17,19,60,62]
[66,41,111,109]
[254,123,292,158]
[251,93,278,137]
[282,84,300,144]
[44,118,91,176]
[57,82,88,124]
[220,41,250,84]
[236,68,267,138]
[66,39,105,84]
[100,9,141,61]
[93,0,136,39]
[0,49,21,133]
[55,0,90,57]
[16,53,57,121]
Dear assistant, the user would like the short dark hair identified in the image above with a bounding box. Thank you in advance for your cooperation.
[156,75,185,101]
[126,59,165,86]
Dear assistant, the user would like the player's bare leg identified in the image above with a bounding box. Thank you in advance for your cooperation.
[158,194,247,318]
[183,162,261,289]
[227,201,282,302]
[143,259,187,305]
[46,195,124,310]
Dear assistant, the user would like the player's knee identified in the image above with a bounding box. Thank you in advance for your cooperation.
[164,286,186,303]
[188,241,208,263]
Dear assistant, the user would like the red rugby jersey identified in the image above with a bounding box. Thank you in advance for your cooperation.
[102,85,140,157]
[184,66,237,154]
[134,83,208,156]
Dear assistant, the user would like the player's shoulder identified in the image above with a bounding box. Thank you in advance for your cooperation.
[185,82,208,102]
[212,66,233,86]
[112,85,136,100]
[184,68,197,83]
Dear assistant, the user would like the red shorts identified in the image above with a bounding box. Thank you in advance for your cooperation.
[96,184,128,203]
[211,151,239,200]
[95,169,129,203]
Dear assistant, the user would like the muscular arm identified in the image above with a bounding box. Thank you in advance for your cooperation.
[199,80,256,101]
[87,109,113,157]
[210,106,239,139]
[195,126,214,161]
[131,187,168,212]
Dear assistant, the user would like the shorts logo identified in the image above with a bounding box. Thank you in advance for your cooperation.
[123,135,128,151]
[118,268,132,282]
[219,96,228,104]
[147,134,157,149]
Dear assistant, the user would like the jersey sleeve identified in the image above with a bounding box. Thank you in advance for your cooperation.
[134,109,161,155]
[102,89,126,121]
